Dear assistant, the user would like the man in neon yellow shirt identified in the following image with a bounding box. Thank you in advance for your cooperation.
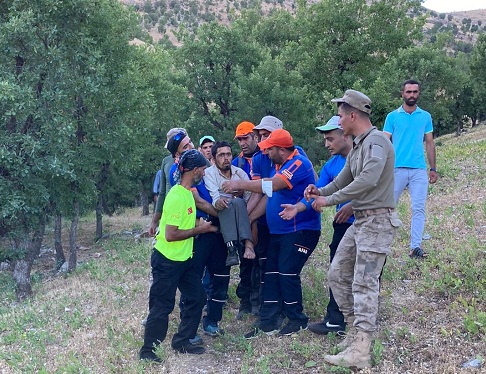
[140,149,218,362]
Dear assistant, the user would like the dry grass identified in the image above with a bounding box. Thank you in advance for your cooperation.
[1,125,486,373]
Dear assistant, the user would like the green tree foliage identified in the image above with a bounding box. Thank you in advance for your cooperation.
[0,0,143,298]
[370,35,467,135]
[469,34,486,124]
[175,21,264,132]
[295,0,425,101]
[2,0,486,300]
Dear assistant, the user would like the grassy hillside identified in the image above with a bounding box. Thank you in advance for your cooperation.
[1,124,485,373]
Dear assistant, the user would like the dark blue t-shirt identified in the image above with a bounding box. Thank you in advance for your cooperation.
[266,150,321,234]
[315,155,354,224]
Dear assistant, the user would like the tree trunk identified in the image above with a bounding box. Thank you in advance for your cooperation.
[12,217,46,300]
[95,163,109,239]
[54,213,65,270]
[68,200,79,273]
[13,258,32,300]
[95,194,103,241]
[141,190,149,216]
[455,122,463,136]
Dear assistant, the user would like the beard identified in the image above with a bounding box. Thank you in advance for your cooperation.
[404,98,417,106]
[218,163,231,171]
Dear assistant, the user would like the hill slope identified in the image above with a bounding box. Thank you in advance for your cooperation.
[1,124,485,373]
[121,0,486,47]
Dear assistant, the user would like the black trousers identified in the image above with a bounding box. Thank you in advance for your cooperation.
[325,221,352,326]
[192,232,230,327]
[140,250,206,353]
[237,223,270,311]
[260,230,321,329]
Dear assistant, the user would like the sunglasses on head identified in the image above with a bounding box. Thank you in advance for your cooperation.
[174,131,186,142]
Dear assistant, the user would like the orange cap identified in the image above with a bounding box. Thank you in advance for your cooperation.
[257,129,293,150]
[234,121,255,138]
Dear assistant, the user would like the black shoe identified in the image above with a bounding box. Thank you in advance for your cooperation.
[308,320,345,335]
[279,320,308,336]
[276,313,286,329]
[139,350,162,363]
[409,247,428,259]
[244,326,279,340]
[173,344,206,354]
[225,247,240,267]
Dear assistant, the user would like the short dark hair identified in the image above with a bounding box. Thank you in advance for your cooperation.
[401,79,421,91]
[211,141,232,157]
[338,102,369,118]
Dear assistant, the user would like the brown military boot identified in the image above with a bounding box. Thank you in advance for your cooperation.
[337,316,356,350]
[325,330,372,369]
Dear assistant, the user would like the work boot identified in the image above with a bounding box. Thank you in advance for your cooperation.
[324,330,372,369]
[337,316,356,350]
[225,244,239,267]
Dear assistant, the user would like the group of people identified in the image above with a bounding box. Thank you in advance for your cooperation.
[140,80,438,369]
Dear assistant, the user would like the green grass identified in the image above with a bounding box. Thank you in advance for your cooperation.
[1,125,486,372]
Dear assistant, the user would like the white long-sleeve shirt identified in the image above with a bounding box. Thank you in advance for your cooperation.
[203,164,251,207]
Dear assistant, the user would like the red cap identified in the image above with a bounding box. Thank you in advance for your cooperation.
[257,129,294,150]
[234,121,255,138]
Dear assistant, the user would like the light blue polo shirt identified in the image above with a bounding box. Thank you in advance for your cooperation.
[383,106,433,169]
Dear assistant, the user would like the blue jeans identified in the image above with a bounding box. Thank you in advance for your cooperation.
[394,168,428,249]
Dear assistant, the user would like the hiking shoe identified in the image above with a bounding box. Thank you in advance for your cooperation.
[409,247,427,259]
[308,321,345,335]
[225,247,239,267]
[189,335,203,345]
[173,344,206,355]
[276,313,286,329]
[203,324,224,337]
[244,326,279,340]
[279,320,308,336]
[236,308,251,320]
[139,350,162,363]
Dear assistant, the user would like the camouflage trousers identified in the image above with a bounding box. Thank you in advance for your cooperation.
[328,211,401,333]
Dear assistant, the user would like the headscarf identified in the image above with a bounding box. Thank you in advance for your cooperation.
[172,149,207,184]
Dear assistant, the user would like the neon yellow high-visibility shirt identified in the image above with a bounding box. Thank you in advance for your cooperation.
[154,185,196,261]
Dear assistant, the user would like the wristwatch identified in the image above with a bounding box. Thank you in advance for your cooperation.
[430,168,437,172]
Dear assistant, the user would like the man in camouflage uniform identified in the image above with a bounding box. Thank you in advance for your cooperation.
[306,90,402,369]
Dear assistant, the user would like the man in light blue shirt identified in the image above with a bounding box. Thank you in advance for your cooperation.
[383,79,438,258]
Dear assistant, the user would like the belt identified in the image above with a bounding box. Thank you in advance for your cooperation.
[353,208,394,218]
